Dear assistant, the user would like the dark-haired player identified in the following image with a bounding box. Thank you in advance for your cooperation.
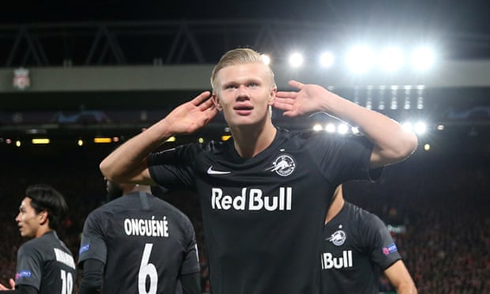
[0,184,76,294]
[78,181,200,294]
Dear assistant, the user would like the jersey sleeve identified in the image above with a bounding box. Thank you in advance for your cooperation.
[308,132,382,185]
[78,211,108,267]
[362,212,402,270]
[148,144,197,188]
[15,244,43,290]
[179,220,201,276]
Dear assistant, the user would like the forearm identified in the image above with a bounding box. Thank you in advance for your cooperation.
[324,92,418,167]
[78,259,104,294]
[100,119,174,182]
[395,281,418,294]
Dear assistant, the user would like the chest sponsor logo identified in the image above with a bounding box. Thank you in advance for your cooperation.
[265,154,296,177]
[321,250,353,270]
[327,229,347,246]
[211,187,292,211]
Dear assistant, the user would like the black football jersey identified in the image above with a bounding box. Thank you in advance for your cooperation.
[15,231,76,294]
[149,128,375,294]
[321,202,401,293]
[78,192,200,294]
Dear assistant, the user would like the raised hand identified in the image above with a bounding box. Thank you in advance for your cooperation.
[274,80,332,117]
[164,91,219,135]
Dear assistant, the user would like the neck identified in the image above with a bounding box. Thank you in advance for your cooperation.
[35,227,52,238]
[231,122,277,158]
[123,184,152,195]
[325,193,345,224]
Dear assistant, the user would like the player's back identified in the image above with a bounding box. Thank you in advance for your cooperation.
[81,192,199,294]
[16,231,76,294]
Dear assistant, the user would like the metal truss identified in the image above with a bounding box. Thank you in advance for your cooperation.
[2,20,488,68]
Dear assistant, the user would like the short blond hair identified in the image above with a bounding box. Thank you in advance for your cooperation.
[210,48,276,93]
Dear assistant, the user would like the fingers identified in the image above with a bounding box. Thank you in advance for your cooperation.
[288,80,304,89]
[9,279,15,288]
[276,91,297,99]
[191,91,212,106]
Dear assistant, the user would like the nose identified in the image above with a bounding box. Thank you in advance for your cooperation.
[15,212,21,222]
[236,85,249,98]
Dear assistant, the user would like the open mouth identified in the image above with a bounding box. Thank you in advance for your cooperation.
[234,105,253,115]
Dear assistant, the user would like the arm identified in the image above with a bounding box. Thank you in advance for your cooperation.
[274,80,418,168]
[100,91,218,183]
[384,260,418,294]
[180,272,201,294]
[0,279,37,294]
[78,259,104,294]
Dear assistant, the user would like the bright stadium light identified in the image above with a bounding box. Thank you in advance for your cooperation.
[289,53,304,68]
[319,52,335,68]
[414,122,427,135]
[346,45,374,73]
[379,47,404,72]
[338,123,349,135]
[351,127,360,134]
[325,123,336,133]
[401,122,413,132]
[313,124,323,131]
[411,47,435,71]
[261,54,271,65]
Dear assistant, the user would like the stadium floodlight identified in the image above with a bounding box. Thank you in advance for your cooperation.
[77,139,84,146]
[424,144,431,151]
[319,52,335,68]
[346,45,374,73]
[437,124,444,131]
[261,54,271,65]
[325,123,336,133]
[338,123,349,135]
[411,47,435,71]
[379,47,404,72]
[414,122,427,135]
[313,124,323,131]
[351,127,360,134]
[401,122,413,132]
[288,53,304,68]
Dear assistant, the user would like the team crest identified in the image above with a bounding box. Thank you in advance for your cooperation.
[266,154,296,177]
[327,230,347,246]
[13,68,30,90]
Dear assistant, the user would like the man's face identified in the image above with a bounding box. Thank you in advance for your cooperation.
[214,62,276,128]
[15,197,43,238]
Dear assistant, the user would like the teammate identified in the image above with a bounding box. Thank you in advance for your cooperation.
[321,185,417,293]
[0,184,76,294]
[77,180,200,294]
[100,47,418,293]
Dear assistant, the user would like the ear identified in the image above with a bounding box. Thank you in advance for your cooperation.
[38,210,49,226]
[268,87,277,105]
[212,94,222,111]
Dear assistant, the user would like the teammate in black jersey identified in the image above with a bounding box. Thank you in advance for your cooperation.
[0,184,76,294]
[322,185,417,293]
[77,181,200,294]
[100,48,418,294]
